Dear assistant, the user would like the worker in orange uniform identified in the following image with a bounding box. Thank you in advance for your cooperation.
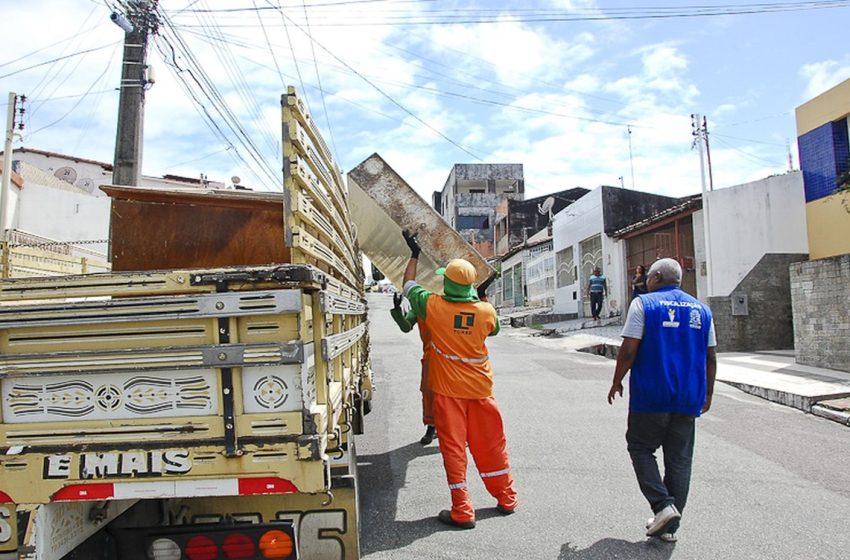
[391,292,437,445]
[401,230,517,530]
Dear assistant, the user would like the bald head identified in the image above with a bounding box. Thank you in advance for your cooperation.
[647,258,682,291]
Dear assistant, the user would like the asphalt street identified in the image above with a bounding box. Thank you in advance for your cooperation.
[357,293,850,559]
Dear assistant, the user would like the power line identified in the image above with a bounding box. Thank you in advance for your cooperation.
[268,7,487,161]
[301,0,341,164]
[177,0,434,13]
[166,1,850,26]
[153,5,283,191]
[0,42,120,80]
[712,135,781,167]
[0,22,108,70]
[26,47,118,137]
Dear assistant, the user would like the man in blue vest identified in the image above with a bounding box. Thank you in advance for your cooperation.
[607,258,717,543]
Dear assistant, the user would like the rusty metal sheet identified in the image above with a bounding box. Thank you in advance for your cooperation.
[348,154,495,293]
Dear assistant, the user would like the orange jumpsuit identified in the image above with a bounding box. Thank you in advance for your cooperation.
[390,308,434,425]
[407,284,518,524]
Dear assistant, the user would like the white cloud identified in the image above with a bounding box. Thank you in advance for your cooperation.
[800,59,850,100]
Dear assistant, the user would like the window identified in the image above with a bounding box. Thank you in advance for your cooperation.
[556,247,576,287]
[457,215,490,230]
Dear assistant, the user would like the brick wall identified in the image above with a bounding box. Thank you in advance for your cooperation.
[708,253,808,352]
[790,254,850,372]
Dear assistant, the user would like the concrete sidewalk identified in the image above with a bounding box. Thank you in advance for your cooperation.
[528,318,850,427]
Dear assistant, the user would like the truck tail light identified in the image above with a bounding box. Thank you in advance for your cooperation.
[184,535,218,560]
[142,522,296,560]
[222,532,256,559]
[259,529,294,559]
[148,538,181,560]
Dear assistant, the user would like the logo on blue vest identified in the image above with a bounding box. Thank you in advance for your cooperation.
[689,308,702,329]
[662,307,679,328]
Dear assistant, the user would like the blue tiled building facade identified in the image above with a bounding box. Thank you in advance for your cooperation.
[797,117,850,203]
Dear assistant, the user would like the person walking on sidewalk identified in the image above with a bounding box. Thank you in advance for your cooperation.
[587,266,608,320]
[401,230,518,530]
[391,292,437,445]
[607,258,717,543]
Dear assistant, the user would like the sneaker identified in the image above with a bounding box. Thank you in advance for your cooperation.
[659,532,678,543]
[496,504,515,515]
[420,425,436,445]
[645,504,681,537]
[437,509,475,529]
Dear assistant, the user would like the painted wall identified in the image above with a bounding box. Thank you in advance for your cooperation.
[805,190,850,259]
[795,77,850,136]
[703,171,808,298]
[10,163,111,254]
[551,189,626,317]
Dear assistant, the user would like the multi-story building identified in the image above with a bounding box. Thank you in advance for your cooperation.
[492,188,588,256]
[432,163,524,257]
[792,77,850,372]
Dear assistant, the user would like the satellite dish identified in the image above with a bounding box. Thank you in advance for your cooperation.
[54,166,78,184]
[231,176,241,185]
[537,196,555,222]
[76,178,95,193]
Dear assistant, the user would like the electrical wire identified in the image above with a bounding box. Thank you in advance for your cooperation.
[192,1,281,157]
[167,1,850,26]
[26,46,118,137]
[210,4,488,162]
[712,135,781,166]
[0,42,120,80]
[25,4,102,109]
[301,0,341,164]
[153,6,283,191]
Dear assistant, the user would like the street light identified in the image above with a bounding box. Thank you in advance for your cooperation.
[110,12,134,33]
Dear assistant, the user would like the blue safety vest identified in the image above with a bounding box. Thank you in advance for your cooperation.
[630,286,712,416]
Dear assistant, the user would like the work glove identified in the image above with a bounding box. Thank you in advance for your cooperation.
[393,293,403,310]
[402,230,421,258]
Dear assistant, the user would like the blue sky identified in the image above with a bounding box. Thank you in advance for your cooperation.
[2,0,850,201]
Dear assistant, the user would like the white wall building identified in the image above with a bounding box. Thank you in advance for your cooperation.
[693,171,808,299]
[552,188,626,318]
[12,162,112,254]
[10,148,224,198]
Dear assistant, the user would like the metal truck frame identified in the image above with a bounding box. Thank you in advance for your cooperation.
[0,87,371,560]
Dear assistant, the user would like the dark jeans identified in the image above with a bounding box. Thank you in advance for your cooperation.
[590,293,603,318]
[626,412,696,533]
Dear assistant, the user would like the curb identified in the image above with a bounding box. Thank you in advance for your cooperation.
[811,404,850,426]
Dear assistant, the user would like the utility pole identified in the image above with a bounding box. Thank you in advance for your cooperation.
[627,125,635,189]
[692,113,714,298]
[702,116,714,191]
[1,92,25,235]
[112,1,158,186]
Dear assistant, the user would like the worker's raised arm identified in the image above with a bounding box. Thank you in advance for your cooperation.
[402,230,420,285]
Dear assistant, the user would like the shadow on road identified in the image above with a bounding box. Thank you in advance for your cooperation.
[359,440,444,553]
[559,538,675,560]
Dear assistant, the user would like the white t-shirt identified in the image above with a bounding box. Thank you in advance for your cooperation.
[621,296,717,346]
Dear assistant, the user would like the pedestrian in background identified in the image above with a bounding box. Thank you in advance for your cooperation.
[401,230,517,530]
[631,264,648,299]
[587,266,608,320]
[390,292,437,445]
[607,258,717,543]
